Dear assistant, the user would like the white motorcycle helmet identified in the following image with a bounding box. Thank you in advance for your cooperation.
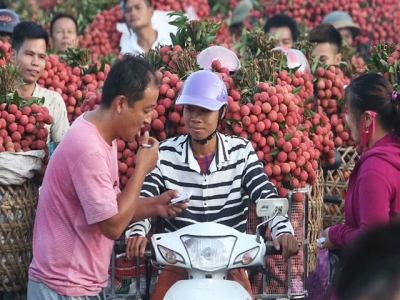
[273,46,311,74]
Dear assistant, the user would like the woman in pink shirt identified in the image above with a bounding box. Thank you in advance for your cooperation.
[319,73,400,249]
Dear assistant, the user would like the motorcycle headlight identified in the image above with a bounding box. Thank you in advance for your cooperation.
[157,245,185,264]
[180,235,237,272]
[233,246,260,265]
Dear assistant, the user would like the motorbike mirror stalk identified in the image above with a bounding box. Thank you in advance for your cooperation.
[255,198,289,243]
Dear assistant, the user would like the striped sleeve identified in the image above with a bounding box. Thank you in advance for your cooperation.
[242,143,278,201]
[125,165,165,239]
[125,218,151,239]
[269,215,294,238]
[241,142,294,238]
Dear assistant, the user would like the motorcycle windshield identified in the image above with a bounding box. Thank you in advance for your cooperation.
[180,235,237,272]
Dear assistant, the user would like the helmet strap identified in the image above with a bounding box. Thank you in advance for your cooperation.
[191,129,217,145]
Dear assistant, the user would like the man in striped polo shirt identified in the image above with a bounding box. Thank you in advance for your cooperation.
[125,70,299,299]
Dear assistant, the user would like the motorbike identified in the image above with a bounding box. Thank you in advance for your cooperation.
[143,197,289,300]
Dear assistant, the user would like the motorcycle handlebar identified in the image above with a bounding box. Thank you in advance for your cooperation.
[115,249,153,259]
[265,245,283,256]
[323,195,342,205]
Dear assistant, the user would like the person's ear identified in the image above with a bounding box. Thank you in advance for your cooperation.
[364,112,373,127]
[72,37,79,48]
[113,96,128,114]
[335,53,342,65]
[10,49,17,63]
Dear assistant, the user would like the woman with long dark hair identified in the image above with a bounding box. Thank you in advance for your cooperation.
[319,73,400,249]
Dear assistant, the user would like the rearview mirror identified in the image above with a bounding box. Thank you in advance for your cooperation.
[256,198,289,219]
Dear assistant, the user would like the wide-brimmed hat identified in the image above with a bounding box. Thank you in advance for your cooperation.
[229,0,252,26]
[322,11,361,38]
[197,46,241,72]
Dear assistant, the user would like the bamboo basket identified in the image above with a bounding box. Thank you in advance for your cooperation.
[323,146,359,228]
[308,167,324,274]
[0,180,39,292]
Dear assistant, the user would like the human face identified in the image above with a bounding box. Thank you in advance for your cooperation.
[269,26,293,48]
[11,38,46,85]
[124,0,153,31]
[339,28,353,46]
[312,42,341,66]
[0,33,11,44]
[119,84,158,142]
[50,17,78,53]
[183,105,220,141]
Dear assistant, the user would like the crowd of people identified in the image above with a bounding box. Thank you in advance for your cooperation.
[0,1,400,300]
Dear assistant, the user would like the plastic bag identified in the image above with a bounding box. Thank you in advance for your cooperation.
[0,150,45,185]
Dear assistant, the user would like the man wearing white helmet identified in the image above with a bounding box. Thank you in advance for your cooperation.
[0,9,19,44]
[125,70,299,299]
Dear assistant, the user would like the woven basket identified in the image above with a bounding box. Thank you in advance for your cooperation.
[0,180,39,292]
[308,167,324,274]
[323,146,359,228]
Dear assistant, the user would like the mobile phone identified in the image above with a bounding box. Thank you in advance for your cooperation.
[170,191,192,204]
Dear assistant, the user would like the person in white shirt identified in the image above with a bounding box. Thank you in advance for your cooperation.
[11,21,69,146]
[119,0,174,55]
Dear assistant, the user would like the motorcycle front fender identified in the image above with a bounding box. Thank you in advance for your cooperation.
[163,279,252,300]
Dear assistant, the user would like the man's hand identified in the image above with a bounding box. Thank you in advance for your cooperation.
[135,131,159,176]
[273,234,300,261]
[126,236,148,259]
[156,190,189,219]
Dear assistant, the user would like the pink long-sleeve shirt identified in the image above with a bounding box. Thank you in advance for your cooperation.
[329,133,400,247]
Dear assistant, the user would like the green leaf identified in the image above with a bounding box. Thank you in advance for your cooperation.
[304,108,316,118]
[283,133,294,141]
[167,11,186,18]
[224,119,235,125]
[12,91,20,106]
[169,20,188,28]
[38,96,45,106]
[297,126,307,131]
[292,86,303,96]
[89,64,98,74]
[23,98,35,108]
[270,148,280,156]
[271,132,278,143]
[99,61,106,73]
[305,96,314,105]
[284,174,292,182]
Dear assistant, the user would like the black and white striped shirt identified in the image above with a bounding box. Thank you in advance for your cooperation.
[126,133,294,239]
